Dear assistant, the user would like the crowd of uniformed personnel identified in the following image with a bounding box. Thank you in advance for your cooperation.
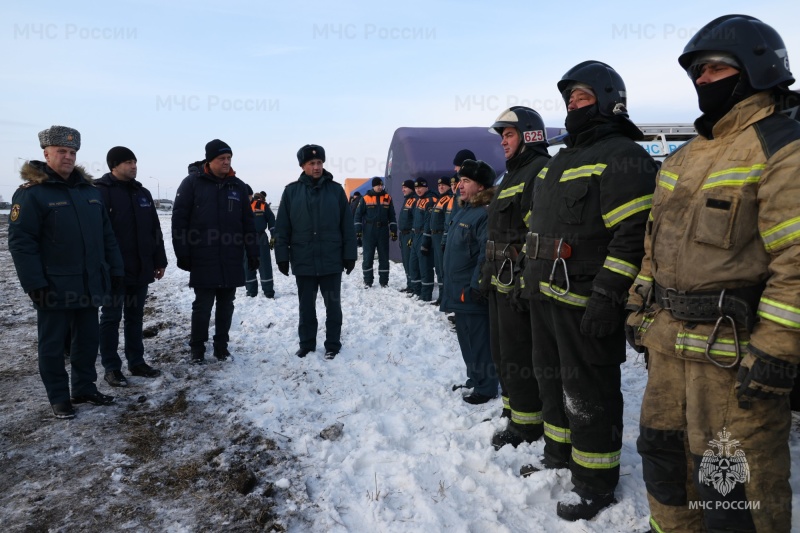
[7,14,800,529]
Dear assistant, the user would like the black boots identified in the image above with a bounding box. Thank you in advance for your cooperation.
[556,490,615,521]
[491,423,543,450]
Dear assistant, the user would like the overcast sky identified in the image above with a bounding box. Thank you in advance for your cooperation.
[2,1,799,203]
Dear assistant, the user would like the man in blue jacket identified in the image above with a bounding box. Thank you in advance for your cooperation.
[354,177,397,288]
[408,178,438,301]
[275,144,358,360]
[172,139,259,364]
[95,146,167,386]
[9,125,124,419]
[441,160,498,404]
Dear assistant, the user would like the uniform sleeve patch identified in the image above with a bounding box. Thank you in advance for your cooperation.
[10,204,20,222]
[138,196,153,208]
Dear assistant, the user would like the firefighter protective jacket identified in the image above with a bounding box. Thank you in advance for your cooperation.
[398,192,416,233]
[522,120,657,308]
[627,92,800,366]
[411,190,438,249]
[482,147,549,294]
[353,190,397,233]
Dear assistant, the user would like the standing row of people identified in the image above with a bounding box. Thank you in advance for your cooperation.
[438,14,799,529]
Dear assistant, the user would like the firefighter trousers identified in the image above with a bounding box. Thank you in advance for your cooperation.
[409,234,434,301]
[639,347,791,533]
[361,226,389,286]
[529,298,624,496]
[400,232,413,290]
[489,291,542,434]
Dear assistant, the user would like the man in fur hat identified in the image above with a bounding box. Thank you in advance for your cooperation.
[8,125,124,419]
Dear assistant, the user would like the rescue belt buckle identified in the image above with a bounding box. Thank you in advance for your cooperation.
[705,289,741,369]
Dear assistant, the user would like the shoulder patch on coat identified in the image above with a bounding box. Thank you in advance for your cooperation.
[9,204,20,222]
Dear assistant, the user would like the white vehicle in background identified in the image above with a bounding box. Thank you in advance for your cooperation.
[155,199,173,211]
[547,123,697,162]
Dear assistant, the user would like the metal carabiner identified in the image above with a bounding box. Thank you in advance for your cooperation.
[704,290,741,369]
[548,239,570,296]
[495,244,515,288]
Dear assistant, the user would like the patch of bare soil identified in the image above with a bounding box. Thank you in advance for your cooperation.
[0,217,301,532]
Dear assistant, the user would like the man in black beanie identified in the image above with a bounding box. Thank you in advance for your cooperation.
[354,177,397,288]
[95,146,167,386]
[172,139,259,364]
[274,144,358,360]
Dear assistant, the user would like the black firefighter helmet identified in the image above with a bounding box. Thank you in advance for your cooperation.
[489,106,548,149]
[557,60,629,118]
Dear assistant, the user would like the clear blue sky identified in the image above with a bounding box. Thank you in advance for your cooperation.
[2,1,799,203]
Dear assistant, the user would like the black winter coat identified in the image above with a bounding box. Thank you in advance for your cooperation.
[171,163,258,288]
[94,173,167,286]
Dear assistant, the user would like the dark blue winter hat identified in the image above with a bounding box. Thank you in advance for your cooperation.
[205,139,232,162]
[297,144,326,166]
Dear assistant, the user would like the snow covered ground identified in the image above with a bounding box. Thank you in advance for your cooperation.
[2,212,800,532]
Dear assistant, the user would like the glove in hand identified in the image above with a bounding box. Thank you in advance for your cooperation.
[28,287,49,308]
[177,257,191,272]
[278,262,290,276]
[736,349,797,408]
[269,237,275,250]
[624,315,646,353]
[356,232,363,239]
[580,292,622,337]
[344,259,356,275]
[247,257,260,272]
[469,288,488,305]
[390,232,397,241]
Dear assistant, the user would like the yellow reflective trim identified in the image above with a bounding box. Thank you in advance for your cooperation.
[658,170,678,191]
[675,332,748,357]
[603,256,639,280]
[502,396,510,410]
[490,275,513,294]
[650,517,666,533]
[761,216,800,252]
[603,195,653,228]
[539,282,589,308]
[497,183,524,200]
[559,163,607,182]
[511,409,543,426]
[758,297,800,328]
[571,447,621,469]
[701,164,765,190]
[537,167,549,180]
[544,422,571,443]
[523,210,531,227]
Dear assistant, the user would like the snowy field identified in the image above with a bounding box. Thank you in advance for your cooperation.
[1,212,800,532]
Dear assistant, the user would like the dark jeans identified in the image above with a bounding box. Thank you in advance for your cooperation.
[38,307,100,404]
[296,273,342,352]
[190,287,236,355]
[99,284,149,371]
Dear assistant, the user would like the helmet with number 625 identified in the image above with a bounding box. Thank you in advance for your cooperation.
[489,106,548,149]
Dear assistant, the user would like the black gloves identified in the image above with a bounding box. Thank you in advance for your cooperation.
[356,232,363,239]
[390,232,398,242]
[28,287,49,308]
[420,246,430,256]
[111,276,125,291]
[467,288,487,305]
[624,316,646,353]
[269,237,275,250]
[344,259,356,275]
[177,257,191,272]
[580,292,623,338]
[736,348,797,408]
[277,262,290,276]
[247,257,260,272]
